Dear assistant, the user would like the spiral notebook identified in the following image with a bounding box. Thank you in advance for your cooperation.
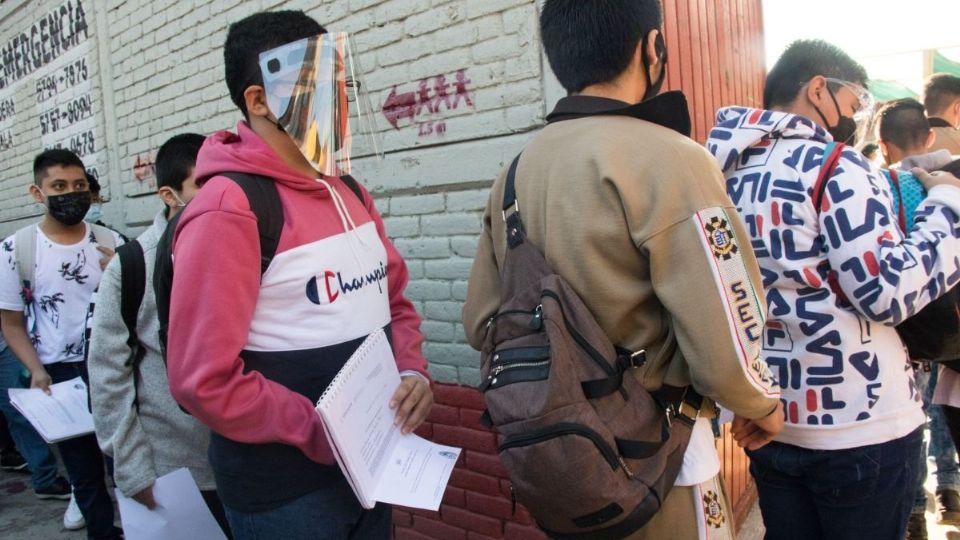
[316,328,461,510]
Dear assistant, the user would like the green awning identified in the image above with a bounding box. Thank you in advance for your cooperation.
[868,79,919,102]
[934,51,960,77]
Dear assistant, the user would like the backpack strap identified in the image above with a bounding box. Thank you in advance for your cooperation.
[811,142,845,214]
[13,226,36,299]
[89,223,117,250]
[219,173,284,276]
[117,240,147,412]
[340,174,366,204]
[501,154,525,249]
[887,169,908,232]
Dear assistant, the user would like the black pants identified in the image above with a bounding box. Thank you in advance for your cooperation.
[942,404,960,456]
[46,361,120,540]
[202,489,234,539]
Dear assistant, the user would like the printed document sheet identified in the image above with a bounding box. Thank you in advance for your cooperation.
[317,329,461,510]
[8,377,94,443]
[116,468,227,540]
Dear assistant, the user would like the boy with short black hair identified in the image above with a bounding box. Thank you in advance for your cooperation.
[924,73,960,155]
[876,97,960,537]
[878,98,953,170]
[0,148,122,540]
[165,11,432,539]
[465,1,782,538]
[88,133,231,535]
[707,39,960,540]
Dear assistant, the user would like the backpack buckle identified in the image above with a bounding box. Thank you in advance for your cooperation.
[676,387,702,425]
[617,349,646,371]
[502,200,519,221]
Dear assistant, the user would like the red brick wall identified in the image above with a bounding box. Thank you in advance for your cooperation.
[393,383,756,539]
[394,384,546,540]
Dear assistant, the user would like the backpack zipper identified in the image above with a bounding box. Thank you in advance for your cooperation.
[488,304,544,330]
[499,423,621,471]
[540,290,615,376]
[487,360,550,387]
[482,356,550,390]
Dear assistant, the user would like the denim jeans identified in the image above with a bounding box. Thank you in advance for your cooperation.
[914,366,960,511]
[45,361,120,540]
[224,474,391,540]
[0,346,59,490]
[748,427,922,540]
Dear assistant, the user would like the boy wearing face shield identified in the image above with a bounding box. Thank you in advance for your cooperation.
[707,40,960,540]
[86,134,232,536]
[163,11,432,539]
[0,149,123,540]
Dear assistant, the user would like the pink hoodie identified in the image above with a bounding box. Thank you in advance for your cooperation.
[167,122,428,472]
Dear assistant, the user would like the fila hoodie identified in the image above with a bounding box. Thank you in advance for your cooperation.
[167,121,429,511]
[707,107,960,450]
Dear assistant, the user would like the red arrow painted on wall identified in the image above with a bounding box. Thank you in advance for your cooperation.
[382,86,417,130]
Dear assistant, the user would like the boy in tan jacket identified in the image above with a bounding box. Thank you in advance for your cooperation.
[462,1,783,538]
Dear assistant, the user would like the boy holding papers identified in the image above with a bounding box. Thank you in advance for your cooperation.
[0,149,122,540]
[165,11,433,540]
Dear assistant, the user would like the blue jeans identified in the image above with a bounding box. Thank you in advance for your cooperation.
[914,366,960,512]
[0,346,59,490]
[45,361,120,540]
[748,427,922,540]
[224,475,391,540]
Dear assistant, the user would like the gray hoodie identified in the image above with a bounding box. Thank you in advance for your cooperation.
[899,149,955,171]
[88,210,215,496]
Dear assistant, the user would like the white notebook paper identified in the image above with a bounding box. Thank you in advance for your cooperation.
[116,468,227,540]
[9,377,95,443]
[316,329,461,510]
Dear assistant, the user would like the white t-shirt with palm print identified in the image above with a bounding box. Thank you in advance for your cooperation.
[0,223,122,364]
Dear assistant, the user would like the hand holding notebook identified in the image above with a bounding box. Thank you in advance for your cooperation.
[316,329,461,510]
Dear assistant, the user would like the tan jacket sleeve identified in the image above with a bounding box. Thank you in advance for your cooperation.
[643,206,780,419]
[463,197,500,350]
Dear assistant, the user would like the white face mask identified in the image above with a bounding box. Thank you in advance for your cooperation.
[83,204,103,224]
[172,191,186,208]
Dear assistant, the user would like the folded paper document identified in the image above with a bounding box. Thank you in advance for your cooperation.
[316,329,461,510]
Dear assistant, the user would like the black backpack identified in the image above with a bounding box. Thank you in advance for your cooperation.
[116,172,365,410]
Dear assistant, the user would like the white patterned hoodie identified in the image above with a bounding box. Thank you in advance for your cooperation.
[707,106,960,450]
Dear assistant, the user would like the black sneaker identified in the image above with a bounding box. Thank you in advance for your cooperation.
[906,512,928,540]
[34,476,72,500]
[0,447,28,472]
[937,489,960,526]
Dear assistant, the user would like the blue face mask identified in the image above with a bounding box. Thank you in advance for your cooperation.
[84,204,102,224]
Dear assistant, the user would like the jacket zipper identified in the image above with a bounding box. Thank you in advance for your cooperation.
[499,423,621,471]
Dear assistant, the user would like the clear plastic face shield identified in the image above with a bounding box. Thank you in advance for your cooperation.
[825,77,876,147]
[259,33,381,176]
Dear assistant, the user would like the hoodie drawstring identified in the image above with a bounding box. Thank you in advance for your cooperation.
[315,177,368,268]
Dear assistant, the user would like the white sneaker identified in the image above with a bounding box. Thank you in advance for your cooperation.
[63,491,85,530]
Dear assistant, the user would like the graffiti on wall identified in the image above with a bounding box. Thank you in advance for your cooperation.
[382,69,474,138]
[132,153,155,189]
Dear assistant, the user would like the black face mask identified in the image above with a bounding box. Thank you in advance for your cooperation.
[642,33,668,102]
[45,191,92,226]
[814,86,858,145]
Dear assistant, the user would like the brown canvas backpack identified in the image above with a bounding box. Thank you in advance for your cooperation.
[479,154,704,539]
